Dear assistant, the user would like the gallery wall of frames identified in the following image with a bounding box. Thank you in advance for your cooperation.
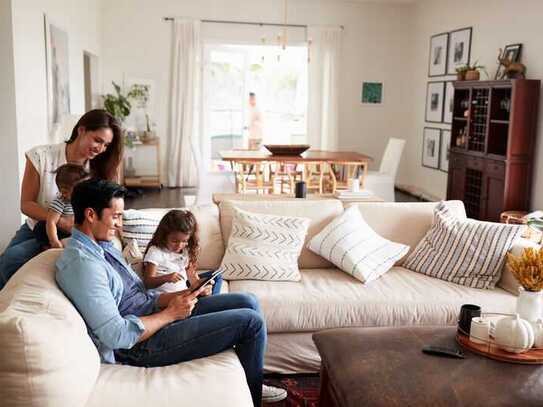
[423,27,472,173]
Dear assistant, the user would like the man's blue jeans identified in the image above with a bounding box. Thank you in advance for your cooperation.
[0,224,42,289]
[115,292,266,407]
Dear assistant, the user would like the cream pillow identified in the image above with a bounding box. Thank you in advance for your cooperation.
[307,206,410,283]
[220,207,310,281]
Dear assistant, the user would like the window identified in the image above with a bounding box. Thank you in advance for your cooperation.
[203,44,308,171]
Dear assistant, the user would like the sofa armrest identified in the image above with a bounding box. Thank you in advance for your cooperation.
[498,237,541,295]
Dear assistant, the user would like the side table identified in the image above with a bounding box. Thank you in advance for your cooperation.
[313,326,543,407]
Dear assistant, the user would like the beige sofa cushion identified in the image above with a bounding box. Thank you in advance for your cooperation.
[121,205,225,271]
[345,200,467,255]
[219,199,344,269]
[229,267,516,333]
[0,250,100,407]
[86,350,252,407]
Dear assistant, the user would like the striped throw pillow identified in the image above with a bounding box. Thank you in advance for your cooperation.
[220,207,310,281]
[403,202,524,289]
[121,210,161,253]
[307,206,410,283]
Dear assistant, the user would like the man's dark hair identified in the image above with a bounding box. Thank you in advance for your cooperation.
[249,92,256,97]
[55,163,89,190]
[71,179,126,225]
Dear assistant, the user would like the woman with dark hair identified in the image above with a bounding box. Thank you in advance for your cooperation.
[0,109,124,288]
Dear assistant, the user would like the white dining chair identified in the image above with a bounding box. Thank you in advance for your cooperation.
[363,138,406,202]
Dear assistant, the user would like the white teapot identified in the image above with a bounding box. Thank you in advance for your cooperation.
[494,314,534,353]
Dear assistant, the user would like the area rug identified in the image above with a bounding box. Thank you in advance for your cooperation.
[263,374,320,407]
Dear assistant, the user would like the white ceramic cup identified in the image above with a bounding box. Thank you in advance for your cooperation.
[470,317,490,345]
[350,178,360,192]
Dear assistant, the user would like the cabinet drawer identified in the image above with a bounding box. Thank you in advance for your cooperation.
[486,160,505,179]
[466,156,484,171]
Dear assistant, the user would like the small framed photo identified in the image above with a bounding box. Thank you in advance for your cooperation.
[422,128,441,169]
[361,82,383,104]
[443,81,455,124]
[428,32,448,77]
[440,130,451,172]
[425,81,445,123]
[495,43,523,80]
[447,27,472,75]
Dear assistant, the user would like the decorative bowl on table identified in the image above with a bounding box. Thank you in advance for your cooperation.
[263,144,310,156]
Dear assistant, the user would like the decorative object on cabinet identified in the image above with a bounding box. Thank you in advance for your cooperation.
[440,130,451,172]
[443,81,455,123]
[495,45,525,80]
[428,32,448,77]
[446,79,540,221]
[422,128,440,169]
[447,27,472,75]
[425,81,445,123]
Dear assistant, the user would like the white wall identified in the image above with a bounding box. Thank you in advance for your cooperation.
[400,0,543,209]
[0,0,21,250]
[100,0,414,182]
[0,0,102,246]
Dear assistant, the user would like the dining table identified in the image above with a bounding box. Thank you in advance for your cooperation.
[219,149,373,194]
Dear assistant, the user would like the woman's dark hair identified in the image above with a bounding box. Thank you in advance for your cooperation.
[145,210,200,265]
[66,109,123,181]
[55,163,90,190]
[71,179,126,225]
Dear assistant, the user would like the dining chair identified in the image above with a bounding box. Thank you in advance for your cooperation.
[233,160,274,194]
[363,138,406,201]
[271,162,303,194]
[302,162,335,194]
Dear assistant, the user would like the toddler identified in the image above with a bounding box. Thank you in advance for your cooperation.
[143,209,223,294]
[34,164,89,248]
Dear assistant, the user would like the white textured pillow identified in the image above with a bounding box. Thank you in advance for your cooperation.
[220,207,310,281]
[307,206,410,283]
[122,209,161,252]
[403,201,524,289]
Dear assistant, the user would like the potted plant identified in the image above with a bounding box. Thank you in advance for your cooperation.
[455,65,470,81]
[508,246,543,322]
[457,61,488,81]
[103,81,131,123]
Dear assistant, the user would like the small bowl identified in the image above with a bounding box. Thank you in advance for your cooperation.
[263,144,310,156]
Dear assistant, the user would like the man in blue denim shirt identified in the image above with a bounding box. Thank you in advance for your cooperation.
[55,179,285,406]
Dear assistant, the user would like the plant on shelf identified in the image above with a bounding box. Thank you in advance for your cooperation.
[102,81,131,123]
[456,61,488,81]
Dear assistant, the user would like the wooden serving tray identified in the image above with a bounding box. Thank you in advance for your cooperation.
[456,333,543,364]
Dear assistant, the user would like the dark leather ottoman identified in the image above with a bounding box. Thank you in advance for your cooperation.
[313,326,543,407]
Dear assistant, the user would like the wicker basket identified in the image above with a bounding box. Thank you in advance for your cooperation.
[465,70,480,81]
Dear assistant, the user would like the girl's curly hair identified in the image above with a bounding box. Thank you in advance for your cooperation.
[144,210,200,265]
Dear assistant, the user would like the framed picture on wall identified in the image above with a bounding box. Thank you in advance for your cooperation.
[425,81,445,123]
[422,128,441,169]
[361,82,383,104]
[443,81,455,123]
[44,14,71,138]
[447,27,472,75]
[428,32,449,76]
[440,130,451,172]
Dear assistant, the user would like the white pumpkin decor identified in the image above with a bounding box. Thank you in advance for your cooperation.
[494,314,534,353]
[532,319,543,348]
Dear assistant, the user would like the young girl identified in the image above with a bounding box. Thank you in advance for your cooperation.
[143,209,222,295]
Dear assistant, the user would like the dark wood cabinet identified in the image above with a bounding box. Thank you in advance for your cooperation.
[446,79,540,221]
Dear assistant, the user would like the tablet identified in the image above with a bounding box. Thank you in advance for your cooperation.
[189,269,225,293]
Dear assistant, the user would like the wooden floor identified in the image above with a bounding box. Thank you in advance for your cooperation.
[124,187,425,209]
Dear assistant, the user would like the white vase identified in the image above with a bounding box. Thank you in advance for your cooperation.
[516,288,543,322]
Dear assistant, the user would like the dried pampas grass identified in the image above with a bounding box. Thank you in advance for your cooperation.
[507,247,543,292]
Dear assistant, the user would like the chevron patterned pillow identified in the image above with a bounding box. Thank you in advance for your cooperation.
[307,205,410,283]
[220,207,310,281]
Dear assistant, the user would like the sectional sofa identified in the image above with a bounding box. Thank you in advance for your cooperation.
[0,199,533,406]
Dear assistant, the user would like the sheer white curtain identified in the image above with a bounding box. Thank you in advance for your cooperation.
[307,26,342,151]
[167,19,202,187]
